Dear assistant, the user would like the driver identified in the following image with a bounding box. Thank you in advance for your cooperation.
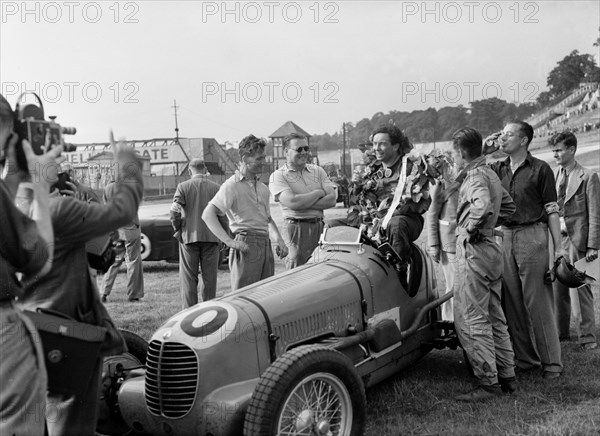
[344,125,432,287]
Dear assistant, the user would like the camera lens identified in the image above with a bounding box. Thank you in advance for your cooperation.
[61,127,77,135]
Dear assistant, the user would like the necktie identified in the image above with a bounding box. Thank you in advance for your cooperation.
[557,169,567,216]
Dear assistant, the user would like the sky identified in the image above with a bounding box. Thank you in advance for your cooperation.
[1,0,599,145]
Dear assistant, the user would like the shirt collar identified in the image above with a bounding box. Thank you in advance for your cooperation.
[468,155,487,170]
[561,160,576,176]
[501,152,533,168]
[283,163,312,173]
[235,169,260,182]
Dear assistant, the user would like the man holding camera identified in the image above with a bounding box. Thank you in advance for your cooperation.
[19,132,144,436]
[0,94,64,436]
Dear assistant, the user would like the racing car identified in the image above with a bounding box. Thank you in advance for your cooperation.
[97,226,458,436]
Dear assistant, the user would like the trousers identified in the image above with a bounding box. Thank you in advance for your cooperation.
[553,233,597,345]
[386,214,424,262]
[101,225,144,300]
[0,306,47,436]
[454,234,515,385]
[501,223,562,373]
[283,219,324,269]
[439,249,457,321]
[179,241,219,308]
[229,231,274,291]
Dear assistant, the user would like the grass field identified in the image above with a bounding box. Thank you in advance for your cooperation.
[103,202,600,436]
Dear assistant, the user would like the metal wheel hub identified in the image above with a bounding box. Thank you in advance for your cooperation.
[278,372,352,435]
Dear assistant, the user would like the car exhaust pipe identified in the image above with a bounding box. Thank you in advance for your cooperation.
[332,291,454,351]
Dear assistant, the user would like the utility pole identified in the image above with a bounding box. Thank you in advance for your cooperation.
[342,122,346,176]
[171,99,190,176]
[172,99,180,143]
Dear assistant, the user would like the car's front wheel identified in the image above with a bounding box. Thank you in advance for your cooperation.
[96,330,147,436]
[243,345,366,436]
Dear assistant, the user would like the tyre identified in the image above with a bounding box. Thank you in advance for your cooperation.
[96,330,147,436]
[140,232,151,261]
[406,244,424,298]
[243,345,366,436]
[119,330,148,364]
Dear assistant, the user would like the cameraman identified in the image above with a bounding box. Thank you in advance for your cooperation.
[0,94,64,436]
[18,133,144,436]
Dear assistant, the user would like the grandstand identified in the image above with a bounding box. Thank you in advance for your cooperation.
[527,82,600,151]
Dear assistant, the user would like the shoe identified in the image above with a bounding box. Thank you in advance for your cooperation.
[498,376,517,394]
[581,342,598,351]
[128,298,140,302]
[455,385,501,402]
[101,295,107,303]
[542,371,561,380]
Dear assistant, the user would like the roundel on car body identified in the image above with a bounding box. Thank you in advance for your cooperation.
[179,302,238,349]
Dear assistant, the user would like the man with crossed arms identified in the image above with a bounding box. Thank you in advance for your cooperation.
[269,133,336,269]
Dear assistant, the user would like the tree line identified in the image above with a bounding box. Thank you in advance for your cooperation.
[312,34,600,151]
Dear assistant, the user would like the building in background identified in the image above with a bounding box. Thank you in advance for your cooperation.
[64,137,237,193]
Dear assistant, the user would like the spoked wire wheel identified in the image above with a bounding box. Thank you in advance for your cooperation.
[244,344,365,436]
[277,372,352,435]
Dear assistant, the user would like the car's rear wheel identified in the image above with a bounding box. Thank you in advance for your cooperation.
[244,345,365,436]
[96,330,147,436]
[140,232,151,260]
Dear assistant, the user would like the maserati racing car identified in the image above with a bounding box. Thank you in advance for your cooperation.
[97,226,457,436]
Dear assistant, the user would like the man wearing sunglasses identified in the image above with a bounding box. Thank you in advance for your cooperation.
[269,133,337,269]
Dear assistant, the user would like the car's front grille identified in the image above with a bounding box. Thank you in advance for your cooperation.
[145,340,198,418]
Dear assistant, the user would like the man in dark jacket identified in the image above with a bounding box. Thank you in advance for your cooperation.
[171,158,225,307]
[19,135,144,436]
[0,93,63,436]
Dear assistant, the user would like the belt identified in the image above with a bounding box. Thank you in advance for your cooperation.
[503,221,546,230]
[285,217,323,224]
[235,230,269,237]
[457,228,503,237]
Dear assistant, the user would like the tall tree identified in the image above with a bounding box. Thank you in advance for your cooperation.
[468,98,511,135]
[546,50,598,97]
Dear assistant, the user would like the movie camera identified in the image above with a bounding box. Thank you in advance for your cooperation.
[13,92,77,171]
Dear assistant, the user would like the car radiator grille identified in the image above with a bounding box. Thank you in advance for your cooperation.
[145,340,198,418]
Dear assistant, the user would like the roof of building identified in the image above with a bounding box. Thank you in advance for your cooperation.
[269,121,312,139]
